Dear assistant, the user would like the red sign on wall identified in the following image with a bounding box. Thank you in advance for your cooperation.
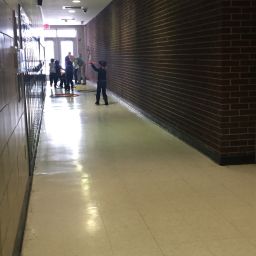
[43,24,50,30]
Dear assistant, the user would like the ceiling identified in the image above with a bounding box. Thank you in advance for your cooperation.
[40,0,112,25]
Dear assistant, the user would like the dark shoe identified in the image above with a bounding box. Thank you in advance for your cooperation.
[105,102,109,105]
[95,102,99,105]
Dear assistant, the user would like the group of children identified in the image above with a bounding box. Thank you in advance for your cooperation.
[49,53,109,105]
[49,59,66,89]
[49,53,84,92]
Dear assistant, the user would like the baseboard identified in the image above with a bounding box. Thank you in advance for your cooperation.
[12,176,33,256]
[109,90,255,166]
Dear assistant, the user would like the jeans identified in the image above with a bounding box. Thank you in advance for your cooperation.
[96,80,108,104]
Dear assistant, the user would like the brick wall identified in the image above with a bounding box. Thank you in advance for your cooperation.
[220,0,256,163]
[86,0,256,164]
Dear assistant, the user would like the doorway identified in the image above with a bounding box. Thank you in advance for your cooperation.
[44,40,55,74]
[44,38,75,76]
[44,28,77,76]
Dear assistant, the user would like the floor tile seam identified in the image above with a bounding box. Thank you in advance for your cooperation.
[94,200,117,256]
[116,171,167,256]
[169,240,216,256]
[203,237,256,256]
[228,217,256,238]
[158,183,246,240]
[208,178,256,236]
[223,187,256,207]
[202,193,253,217]
[217,174,254,198]
[202,167,256,207]
[248,239,256,251]
[179,172,231,194]
[177,173,255,218]
[154,181,197,224]
[204,208,253,243]
[89,171,127,256]
[167,176,222,217]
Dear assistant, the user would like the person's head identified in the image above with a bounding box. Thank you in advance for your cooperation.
[55,60,59,65]
[99,61,107,67]
[50,58,54,63]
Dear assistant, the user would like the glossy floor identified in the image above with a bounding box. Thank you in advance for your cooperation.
[22,84,256,256]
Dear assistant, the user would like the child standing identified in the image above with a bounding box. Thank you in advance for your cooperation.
[73,58,79,84]
[90,61,108,105]
[54,60,65,88]
[49,58,56,87]
[65,60,74,91]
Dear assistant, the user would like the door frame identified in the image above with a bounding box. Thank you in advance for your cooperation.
[45,37,77,65]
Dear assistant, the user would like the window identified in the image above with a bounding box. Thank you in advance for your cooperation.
[57,29,77,38]
[44,29,77,38]
[43,29,57,38]
[45,40,54,74]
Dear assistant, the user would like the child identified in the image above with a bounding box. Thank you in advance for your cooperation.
[59,70,66,89]
[90,61,108,105]
[73,58,79,84]
[65,60,74,91]
[54,60,65,88]
[49,58,56,87]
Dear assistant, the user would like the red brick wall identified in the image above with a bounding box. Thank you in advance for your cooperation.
[86,0,256,164]
[220,0,256,163]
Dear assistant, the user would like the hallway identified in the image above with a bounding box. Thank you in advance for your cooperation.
[21,84,256,256]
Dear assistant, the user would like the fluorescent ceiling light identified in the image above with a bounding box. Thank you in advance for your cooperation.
[68,10,76,13]
[72,0,81,2]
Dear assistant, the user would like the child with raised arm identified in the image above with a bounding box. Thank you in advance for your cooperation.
[90,61,108,105]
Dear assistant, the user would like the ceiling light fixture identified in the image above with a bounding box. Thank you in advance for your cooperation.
[68,10,75,13]
[72,0,81,3]
[61,18,75,22]
[63,6,81,10]
[62,6,87,13]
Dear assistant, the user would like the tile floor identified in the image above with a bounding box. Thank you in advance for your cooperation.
[21,83,256,256]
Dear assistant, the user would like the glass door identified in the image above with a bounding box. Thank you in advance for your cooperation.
[44,40,55,75]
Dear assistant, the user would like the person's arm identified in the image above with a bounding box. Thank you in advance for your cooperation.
[90,63,99,72]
